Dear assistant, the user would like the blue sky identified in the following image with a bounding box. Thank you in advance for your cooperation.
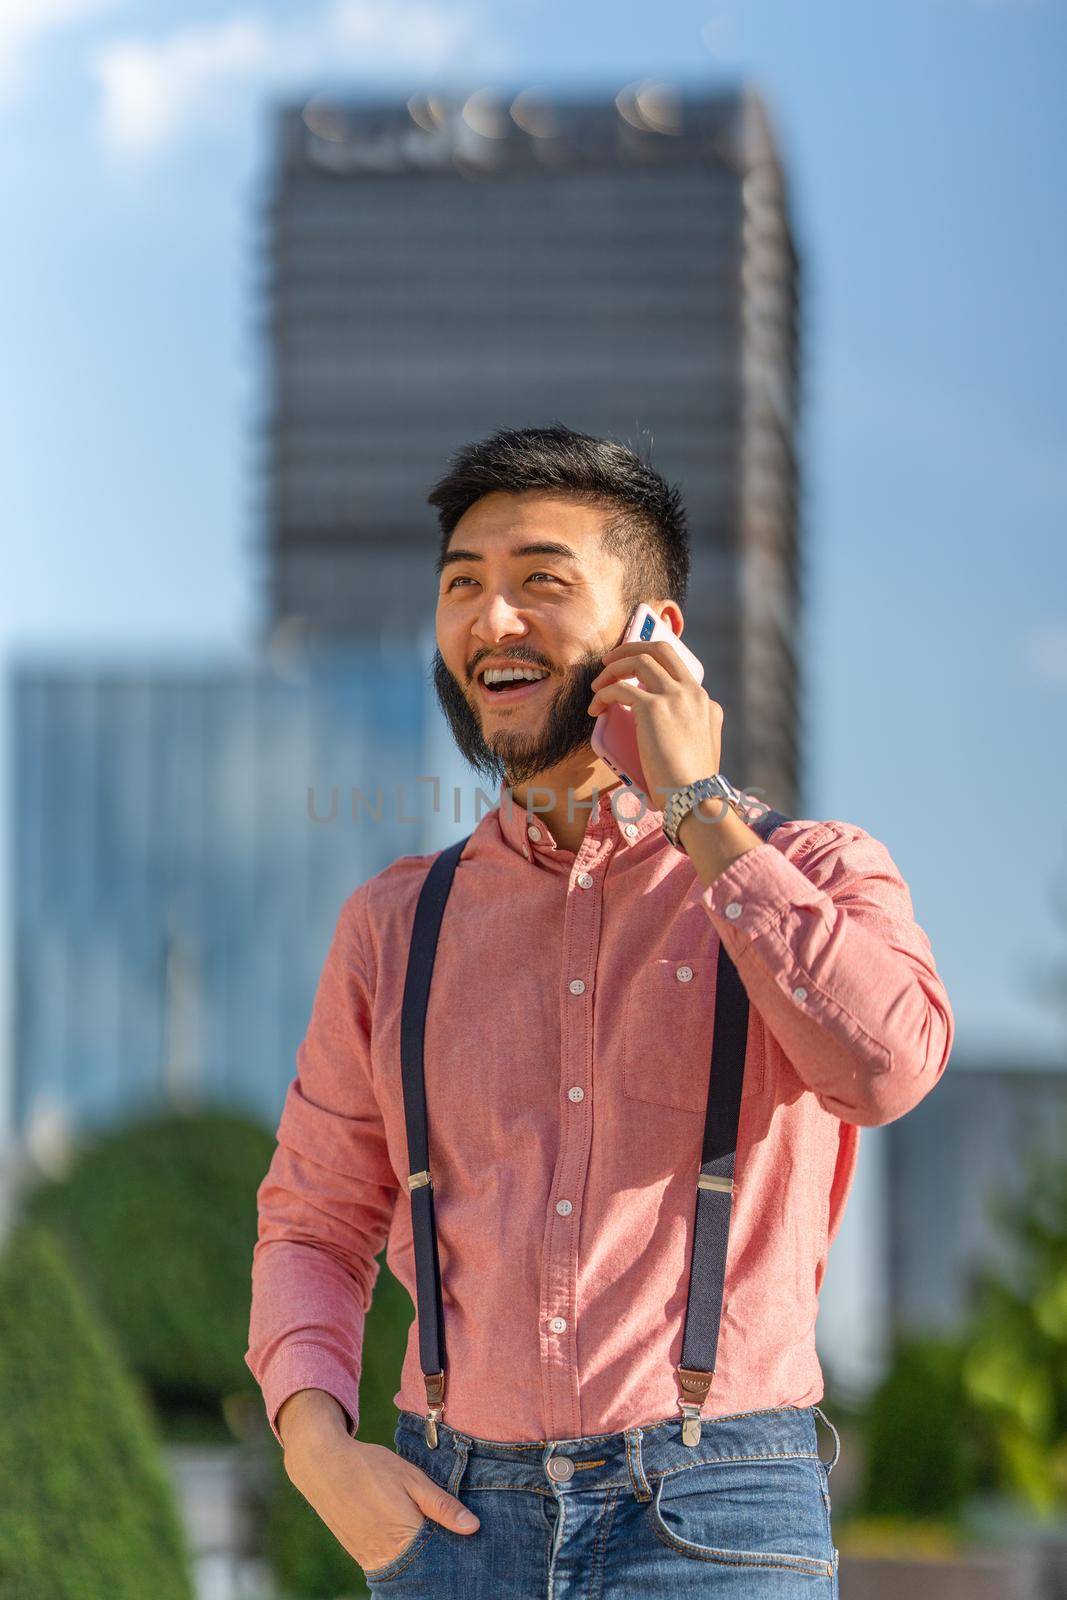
[1,0,1065,1074]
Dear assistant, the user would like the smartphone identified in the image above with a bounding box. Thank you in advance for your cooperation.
[590,603,705,797]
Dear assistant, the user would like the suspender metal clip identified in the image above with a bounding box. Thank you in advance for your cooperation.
[679,1403,703,1447]
[676,1366,713,1447]
[424,1371,446,1448]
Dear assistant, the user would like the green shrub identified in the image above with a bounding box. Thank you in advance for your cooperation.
[860,1331,982,1519]
[22,1107,276,1434]
[959,1123,1067,1514]
[0,1222,194,1600]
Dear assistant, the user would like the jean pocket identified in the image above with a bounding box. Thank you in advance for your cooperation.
[647,1457,836,1579]
[361,1515,435,1584]
[812,1404,841,1477]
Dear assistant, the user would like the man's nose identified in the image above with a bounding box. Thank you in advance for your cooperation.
[470,592,529,642]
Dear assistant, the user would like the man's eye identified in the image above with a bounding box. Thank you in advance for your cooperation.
[446,572,560,590]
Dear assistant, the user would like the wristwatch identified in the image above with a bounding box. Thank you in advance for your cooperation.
[662,773,745,852]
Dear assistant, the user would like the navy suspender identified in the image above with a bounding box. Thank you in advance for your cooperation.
[676,803,791,1438]
[398,835,467,1445]
[399,806,792,1447]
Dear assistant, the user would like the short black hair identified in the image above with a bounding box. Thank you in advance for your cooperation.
[427,423,690,612]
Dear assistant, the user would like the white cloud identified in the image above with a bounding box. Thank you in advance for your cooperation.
[93,14,271,154]
[92,0,507,157]
[0,0,117,99]
[700,10,741,60]
[1024,625,1067,690]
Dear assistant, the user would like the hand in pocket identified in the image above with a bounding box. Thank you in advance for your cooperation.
[284,1432,480,1575]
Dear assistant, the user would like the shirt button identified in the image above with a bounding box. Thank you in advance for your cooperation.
[624,823,638,838]
[555,1199,573,1215]
[548,1316,567,1333]
[577,871,593,889]
[527,825,542,842]
[567,1086,584,1102]
[725,901,743,919]
[568,978,586,995]
[676,965,693,982]
[792,985,809,1002]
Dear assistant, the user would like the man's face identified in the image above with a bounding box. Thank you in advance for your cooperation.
[432,490,634,788]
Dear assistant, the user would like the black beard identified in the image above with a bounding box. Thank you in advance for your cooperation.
[430,646,607,789]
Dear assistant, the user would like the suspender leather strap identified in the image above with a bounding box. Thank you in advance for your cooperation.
[398,805,792,1447]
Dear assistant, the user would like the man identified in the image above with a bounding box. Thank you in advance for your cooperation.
[246,424,954,1595]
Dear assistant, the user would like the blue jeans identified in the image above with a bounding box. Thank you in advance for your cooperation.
[363,1402,842,1596]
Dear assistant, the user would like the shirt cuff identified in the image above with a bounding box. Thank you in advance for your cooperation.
[702,838,830,952]
[260,1341,361,1446]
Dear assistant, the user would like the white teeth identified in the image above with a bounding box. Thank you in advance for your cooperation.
[483,667,549,685]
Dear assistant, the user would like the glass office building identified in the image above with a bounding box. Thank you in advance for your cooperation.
[8,637,475,1138]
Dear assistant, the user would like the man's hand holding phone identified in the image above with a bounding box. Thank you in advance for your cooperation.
[587,625,724,810]
[587,606,767,884]
[279,1388,480,1578]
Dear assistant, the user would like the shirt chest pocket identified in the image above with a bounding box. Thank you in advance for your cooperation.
[622,955,761,1114]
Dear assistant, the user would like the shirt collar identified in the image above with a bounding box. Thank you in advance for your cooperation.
[494,781,665,862]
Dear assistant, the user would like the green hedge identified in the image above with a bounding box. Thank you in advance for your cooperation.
[0,1222,194,1600]
[19,1104,422,1597]
[22,1107,276,1433]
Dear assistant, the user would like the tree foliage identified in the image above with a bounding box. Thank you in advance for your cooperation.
[22,1107,276,1431]
[0,1223,194,1600]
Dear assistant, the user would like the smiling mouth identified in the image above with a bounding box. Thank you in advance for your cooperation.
[475,671,552,707]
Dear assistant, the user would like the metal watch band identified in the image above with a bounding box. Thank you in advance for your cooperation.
[662,773,743,851]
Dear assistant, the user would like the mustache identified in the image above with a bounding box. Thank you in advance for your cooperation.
[467,652,553,681]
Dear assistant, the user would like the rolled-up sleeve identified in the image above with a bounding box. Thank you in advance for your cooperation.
[245,885,398,1444]
[702,819,955,1126]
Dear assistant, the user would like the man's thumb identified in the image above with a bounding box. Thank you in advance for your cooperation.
[419,1483,480,1534]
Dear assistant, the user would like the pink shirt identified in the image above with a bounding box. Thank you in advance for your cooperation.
[246,785,954,1444]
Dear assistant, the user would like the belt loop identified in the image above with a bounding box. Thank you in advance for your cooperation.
[447,1433,471,1497]
[625,1427,653,1503]
[812,1404,841,1476]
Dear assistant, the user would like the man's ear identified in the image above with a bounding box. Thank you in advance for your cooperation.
[656,601,685,638]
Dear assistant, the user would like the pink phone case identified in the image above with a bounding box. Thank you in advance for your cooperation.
[590,603,704,797]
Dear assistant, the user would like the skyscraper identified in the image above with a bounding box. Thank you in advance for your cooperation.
[261,84,804,811]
